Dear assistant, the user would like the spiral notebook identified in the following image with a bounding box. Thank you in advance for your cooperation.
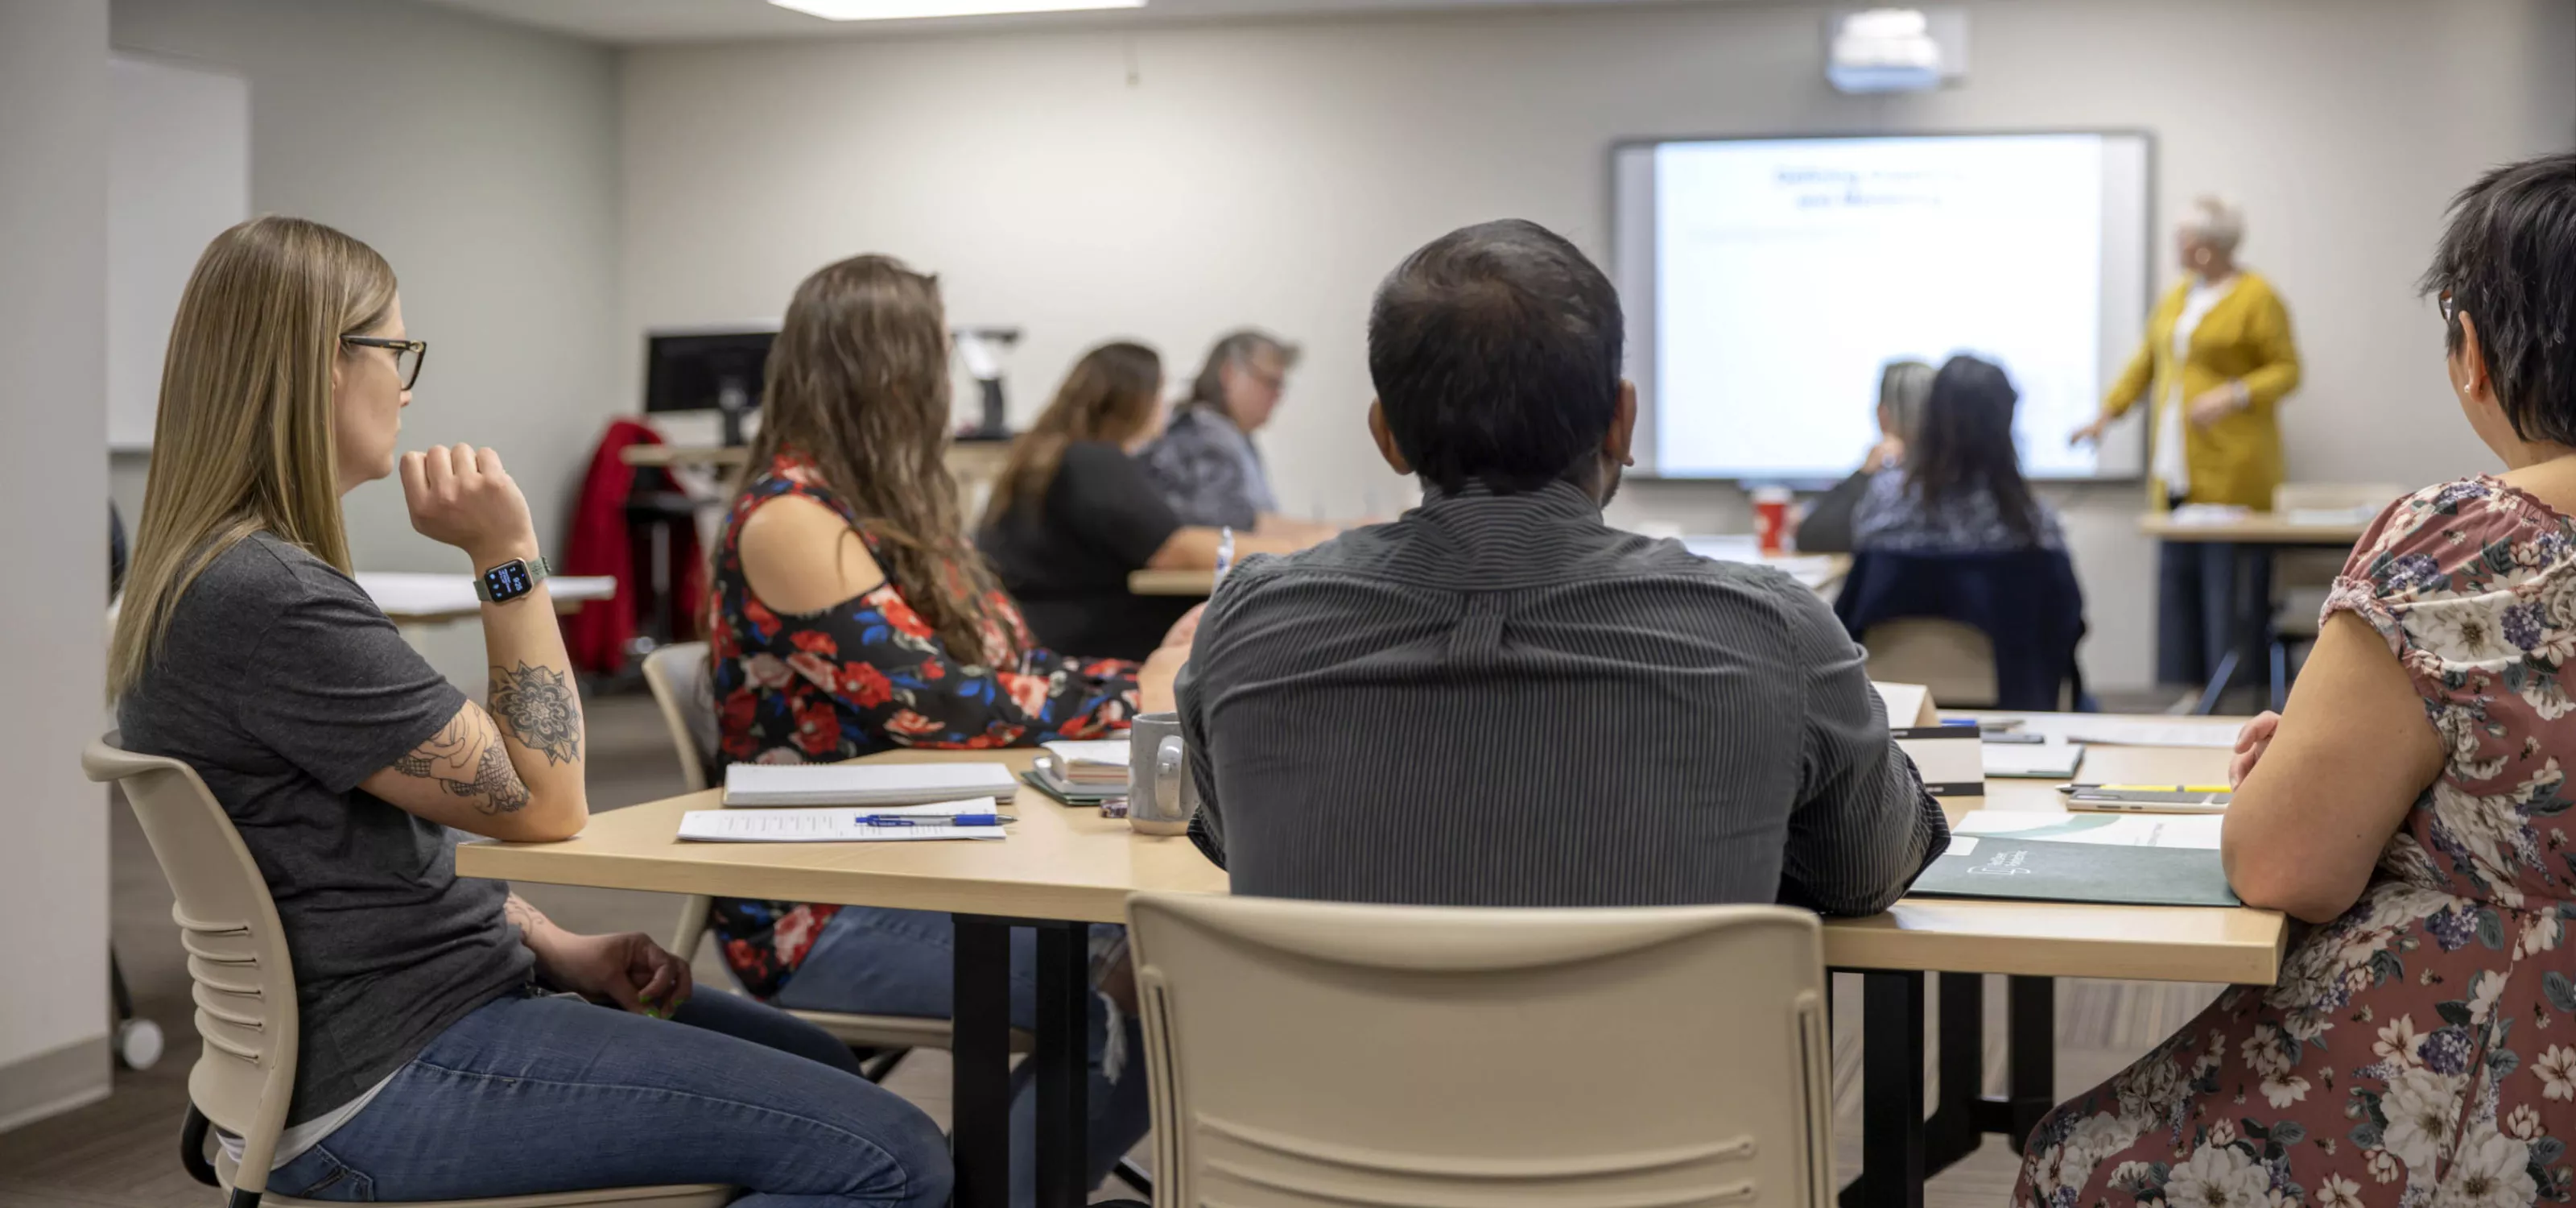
[679,799,1009,842]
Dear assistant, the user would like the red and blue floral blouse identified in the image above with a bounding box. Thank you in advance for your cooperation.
[706,453,1140,998]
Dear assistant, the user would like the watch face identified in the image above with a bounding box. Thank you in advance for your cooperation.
[484,560,534,603]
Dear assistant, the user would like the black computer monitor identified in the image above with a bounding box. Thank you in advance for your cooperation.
[644,329,774,445]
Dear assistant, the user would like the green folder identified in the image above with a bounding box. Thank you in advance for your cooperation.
[1906,837,2241,908]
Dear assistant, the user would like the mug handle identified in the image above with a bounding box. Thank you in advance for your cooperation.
[1155,734,1187,817]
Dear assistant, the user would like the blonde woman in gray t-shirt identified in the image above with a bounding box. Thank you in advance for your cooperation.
[109,216,949,1206]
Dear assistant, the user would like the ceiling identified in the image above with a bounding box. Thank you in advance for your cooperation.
[421,0,1670,43]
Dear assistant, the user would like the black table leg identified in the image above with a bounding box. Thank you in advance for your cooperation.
[1840,970,1926,1208]
[951,915,1013,1208]
[1923,973,1984,1169]
[2005,977,2057,1152]
[1033,921,1092,1208]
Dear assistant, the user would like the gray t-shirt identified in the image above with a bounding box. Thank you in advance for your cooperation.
[118,532,531,1124]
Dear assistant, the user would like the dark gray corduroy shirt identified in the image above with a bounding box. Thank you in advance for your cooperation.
[1175,479,1948,914]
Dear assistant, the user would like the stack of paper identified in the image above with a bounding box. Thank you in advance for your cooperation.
[1039,740,1129,789]
[721,763,1018,808]
[680,798,1009,843]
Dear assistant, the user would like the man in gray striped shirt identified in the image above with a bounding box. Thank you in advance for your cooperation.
[1174,218,1948,914]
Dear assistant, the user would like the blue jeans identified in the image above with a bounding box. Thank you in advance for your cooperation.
[772,907,1151,1205]
[269,987,952,1206]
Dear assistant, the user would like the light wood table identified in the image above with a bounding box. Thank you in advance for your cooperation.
[357,572,616,628]
[1131,549,1854,598]
[2137,511,2371,545]
[460,729,2277,1208]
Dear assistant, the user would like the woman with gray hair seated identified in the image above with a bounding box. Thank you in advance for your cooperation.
[1794,358,1934,553]
[2071,194,2302,692]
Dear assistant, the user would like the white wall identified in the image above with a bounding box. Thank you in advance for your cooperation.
[0,0,112,1129]
[110,0,624,688]
[623,0,2576,689]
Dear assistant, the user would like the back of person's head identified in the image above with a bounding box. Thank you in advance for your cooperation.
[2422,151,2576,446]
[1184,329,1297,410]
[110,215,395,697]
[1368,219,1624,494]
[985,341,1163,527]
[1905,354,2044,544]
[1877,359,1935,442]
[742,254,1011,664]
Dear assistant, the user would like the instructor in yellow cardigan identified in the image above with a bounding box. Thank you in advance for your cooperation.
[2071,195,2302,689]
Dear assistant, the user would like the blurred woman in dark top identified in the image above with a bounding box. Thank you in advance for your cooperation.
[1797,358,1934,553]
[978,341,1306,660]
[1852,354,2066,553]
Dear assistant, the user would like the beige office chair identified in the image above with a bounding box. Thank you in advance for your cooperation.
[81,735,731,1208]
[1860,618,2000,709]
[639,642,1030,1059]
[1124,893,1834,1208]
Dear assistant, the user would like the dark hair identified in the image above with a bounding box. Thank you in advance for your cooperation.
[1183,329,1298,411]
[2422,152,2576,445]
[1905,355,2044,544]
[984,341,1163,527]
[1367,219,1623,494]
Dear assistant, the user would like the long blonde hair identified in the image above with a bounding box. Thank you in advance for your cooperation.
[735,254,1014,665]
[109,216,397,696]
[982,341,1162,528]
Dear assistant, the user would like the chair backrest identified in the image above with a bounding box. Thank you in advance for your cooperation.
[641,640,717,793]
[82,734,299,1190]
[1125,894,1831,1208]
[1860,618,1998,709]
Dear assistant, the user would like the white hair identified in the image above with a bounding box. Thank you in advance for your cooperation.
[2179,194,2244,253]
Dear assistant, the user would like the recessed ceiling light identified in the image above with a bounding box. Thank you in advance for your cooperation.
[770,0,1143,20]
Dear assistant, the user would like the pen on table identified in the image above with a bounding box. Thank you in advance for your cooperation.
[857,813,1016,827]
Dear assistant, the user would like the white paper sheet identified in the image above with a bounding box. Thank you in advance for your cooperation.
[1996,714,2241,749]
[679,799,1009,842]
[1040,740,1129,768]
[1953,810,2223,850]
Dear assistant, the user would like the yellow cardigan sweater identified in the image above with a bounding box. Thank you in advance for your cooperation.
[2102,271,2302,509]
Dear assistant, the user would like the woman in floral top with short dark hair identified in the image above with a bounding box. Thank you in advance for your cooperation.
[705,254,1190,1205]
[2017,152,2576,1208]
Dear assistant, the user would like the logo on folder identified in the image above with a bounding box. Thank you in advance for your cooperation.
[1966,849,2032,876]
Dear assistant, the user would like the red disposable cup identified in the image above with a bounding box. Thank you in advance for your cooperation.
[1752,487,1793,556]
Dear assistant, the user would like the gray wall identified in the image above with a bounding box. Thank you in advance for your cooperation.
[621,0,2576,689]
[111,0,624,689]
[0,0,112,1129]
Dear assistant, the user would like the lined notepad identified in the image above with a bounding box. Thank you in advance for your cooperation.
[679,799,1009,842]
[722,763,1018,808]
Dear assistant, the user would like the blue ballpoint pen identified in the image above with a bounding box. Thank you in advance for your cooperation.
[857,813,1013,827]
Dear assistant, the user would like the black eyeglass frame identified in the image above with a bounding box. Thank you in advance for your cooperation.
[341,336,428,391]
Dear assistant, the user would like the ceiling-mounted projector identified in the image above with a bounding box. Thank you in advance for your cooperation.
[1827,7,1963,94]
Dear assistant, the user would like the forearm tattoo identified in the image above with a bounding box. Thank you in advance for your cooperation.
[503,892,549,935]
[489,661,582,767]
[390,714,530,815]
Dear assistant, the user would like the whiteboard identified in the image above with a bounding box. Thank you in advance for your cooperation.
[109,55,250,450]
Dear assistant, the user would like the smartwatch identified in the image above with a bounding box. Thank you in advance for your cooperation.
[474,555,553,605]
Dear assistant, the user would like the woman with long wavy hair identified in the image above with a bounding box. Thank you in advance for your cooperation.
[704,254,1170,1204]
[113,217,947,1205]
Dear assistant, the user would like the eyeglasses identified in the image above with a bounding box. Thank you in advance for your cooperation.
[342,336,428,391]
[2438,288,2462,326]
